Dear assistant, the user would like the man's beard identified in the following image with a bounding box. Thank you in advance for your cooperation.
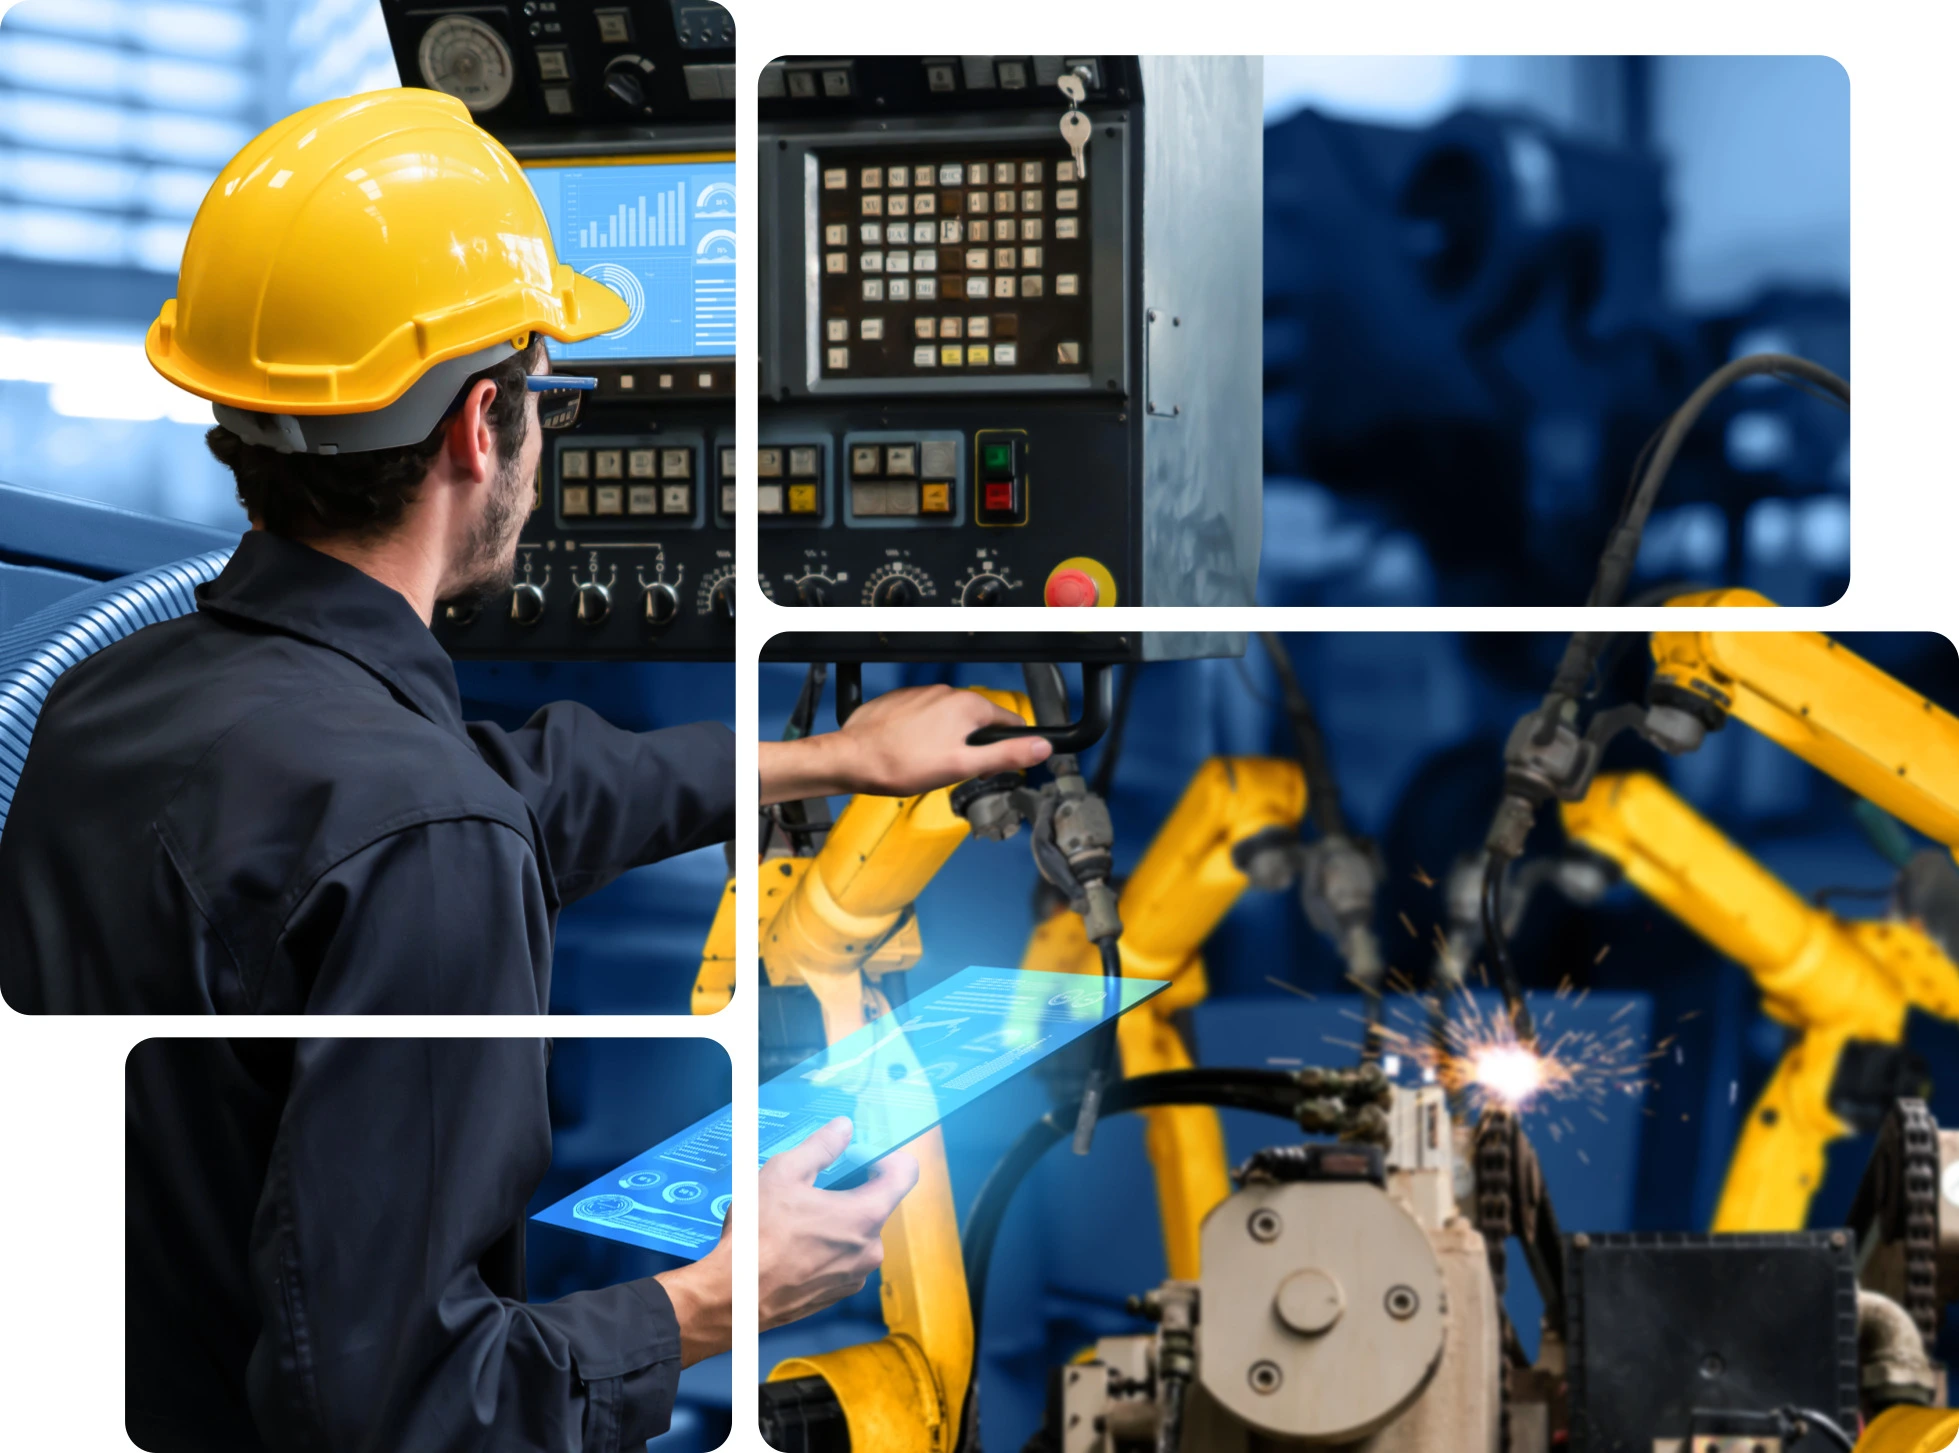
[448,452,532,605]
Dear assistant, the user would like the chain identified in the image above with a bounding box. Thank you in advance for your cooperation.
[1897,1099,1940,1350]
[1476,1110,1517,1453]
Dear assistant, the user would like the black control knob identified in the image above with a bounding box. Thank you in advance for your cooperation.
[796,577,831,607]
[603,56,655,114]
[509,581,545,627]
[442,597,481,627]
[710,579,736,621]
[965,578,1007,607]
[642,582,680,630]
[873,575,922,607]
[574,580,611,627]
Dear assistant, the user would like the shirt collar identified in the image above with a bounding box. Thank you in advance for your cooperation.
[197,530,466,736]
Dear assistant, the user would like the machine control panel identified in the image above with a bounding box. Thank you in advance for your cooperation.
[384,1,735,658]
[758,57,1140,608]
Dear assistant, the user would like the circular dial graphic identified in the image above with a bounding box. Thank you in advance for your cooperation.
[417,16,515,114]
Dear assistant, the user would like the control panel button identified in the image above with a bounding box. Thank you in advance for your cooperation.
[562,485,591,516]
[885,444,916,476]
[759,447,784,478]
[851,445,882,476]
[976,433,1028,525]
[628,485,658,515]
[661,448,693,478]
[561,449,591,479]
[628,448,657,477]
[788,483,819,514]
[662,484,692,514]
[789,446,820,476]
[595,449,623,479]
[758,484,784,515]
[920,440,958,476]
[1045,569,1098,607]
[983,481,1014,513]
[921,483,951,514]
[595,485,624,515]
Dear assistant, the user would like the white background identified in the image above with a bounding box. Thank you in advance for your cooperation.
[0,2,1946,1450]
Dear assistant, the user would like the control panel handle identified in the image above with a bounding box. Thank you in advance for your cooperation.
[965,661,1113,754]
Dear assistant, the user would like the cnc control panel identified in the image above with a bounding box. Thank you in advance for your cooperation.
[759,56,1148,610]
[381,0,736,658]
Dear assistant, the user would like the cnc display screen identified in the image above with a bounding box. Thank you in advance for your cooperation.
[534,967,1166,1258]
[525,157,736,361]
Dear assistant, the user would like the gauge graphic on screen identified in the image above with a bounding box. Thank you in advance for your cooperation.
[619,1169,665,1190]
[581,261,646,340]
[711,1194,732,1220]
[663,1180,706,1204]
[416,15,514,113]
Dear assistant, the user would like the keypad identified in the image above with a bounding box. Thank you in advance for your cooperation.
[846,437,959,519]
[758,443,824,517]
[558,445,695,520]
[814,148,1091,379]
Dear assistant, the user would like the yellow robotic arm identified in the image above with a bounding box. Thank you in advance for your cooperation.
[1654,598,1959,850]
[1562,771,1959,1231]
[1020,757,1307,1277]
[761,686,1034,1453]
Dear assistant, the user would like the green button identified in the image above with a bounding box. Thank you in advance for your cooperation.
[980,442,1014,475]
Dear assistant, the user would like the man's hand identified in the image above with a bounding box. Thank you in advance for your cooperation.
[653,1212,732,1367]
[759,685,1052,804]
[759,1117,920,1329]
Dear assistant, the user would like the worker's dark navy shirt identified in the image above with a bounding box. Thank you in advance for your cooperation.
[0,530,734,1451]
[0,528,734,1013]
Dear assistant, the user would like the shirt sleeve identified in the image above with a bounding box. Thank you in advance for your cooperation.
[281,817,556,1015]
[466,703,735,904]
[244,1037,684,1453]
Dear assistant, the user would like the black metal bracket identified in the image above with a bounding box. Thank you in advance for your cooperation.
[964,661,1115,754]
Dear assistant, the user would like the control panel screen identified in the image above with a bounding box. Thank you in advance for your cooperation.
[535,967,1165,1257]
[525,157,736,360]
[810,148,1091,379]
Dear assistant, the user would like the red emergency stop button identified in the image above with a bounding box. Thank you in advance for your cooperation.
[1045,568,1099,607]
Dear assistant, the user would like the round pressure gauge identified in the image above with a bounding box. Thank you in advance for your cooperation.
[416,14,515,114]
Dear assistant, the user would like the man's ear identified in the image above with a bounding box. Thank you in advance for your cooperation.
[440,379,502,486]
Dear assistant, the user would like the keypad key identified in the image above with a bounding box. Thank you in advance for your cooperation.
[886,444,917,476]
[789,447,820,476]
[628,485,658,514]
[787,483,819,514]
[561,449,591,479]
[660,448,692,478]
[562,485,591,515]
[758,484,784,515]
[629,448,657,477]
[851,445,882,476]
[661,484,692,514]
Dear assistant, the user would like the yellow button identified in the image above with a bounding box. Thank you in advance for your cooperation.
[921,483,950,514]
[788,483,819,514]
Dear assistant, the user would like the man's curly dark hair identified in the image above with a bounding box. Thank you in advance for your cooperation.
[206,338,541,542]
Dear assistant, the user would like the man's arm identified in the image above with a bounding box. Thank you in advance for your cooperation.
[245,1038,686,1453]
[468,703,735,904]
[759,685,1052,805]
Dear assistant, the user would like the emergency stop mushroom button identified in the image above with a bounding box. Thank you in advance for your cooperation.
[1045,569,1098,607]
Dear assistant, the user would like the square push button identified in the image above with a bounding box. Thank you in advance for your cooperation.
[758,484,785,515]
[921,482,951,514]
[976,433,1027,525]
[983,481,1015,514]
[787,483,819,514]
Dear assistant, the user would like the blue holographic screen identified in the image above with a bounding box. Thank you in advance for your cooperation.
[536,967,1166,1258]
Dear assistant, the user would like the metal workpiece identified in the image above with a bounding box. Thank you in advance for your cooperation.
[1199,1179,1446,1443]
[1136,55,1263,608]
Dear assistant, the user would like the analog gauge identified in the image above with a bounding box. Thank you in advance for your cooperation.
[417,15,515,114]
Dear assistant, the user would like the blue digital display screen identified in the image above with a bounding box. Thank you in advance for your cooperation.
[533,967,1167,1258]
[524,159,735,361]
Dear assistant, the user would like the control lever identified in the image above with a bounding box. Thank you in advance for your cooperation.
[964,660,1113,754]
[834,661,863,727]
[1058,70,1091,179]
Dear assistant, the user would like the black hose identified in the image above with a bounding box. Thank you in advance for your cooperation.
[1585,352,1849,609]
[1071,937,1127,1153]
[955,1069,1308,1453]
[1089,664,1141,799]
[1259,632,1347,838]
[1481,852,1535,1045]
[1781,1405,1855,1452]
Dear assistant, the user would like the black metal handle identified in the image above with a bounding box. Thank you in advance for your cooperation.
[834,662,862,727]
[964,661,1115,754]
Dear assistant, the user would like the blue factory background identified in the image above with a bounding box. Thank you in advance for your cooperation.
[758,634,1959,1448]
[1258,56,1849,605]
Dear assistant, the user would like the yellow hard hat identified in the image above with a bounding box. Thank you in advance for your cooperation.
[146,87,627,445]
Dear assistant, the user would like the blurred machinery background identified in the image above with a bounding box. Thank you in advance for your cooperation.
[1259,57,1849,605]
[758,631,1959,1450]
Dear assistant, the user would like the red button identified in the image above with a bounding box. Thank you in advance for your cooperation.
[983,481,1015,513]
[1045,569,1099,607]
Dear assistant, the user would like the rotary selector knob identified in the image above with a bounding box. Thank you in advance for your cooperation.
[509,581,545,627]
[603,55,657,115]
[642,582,680,630]
[874,575,922,607]
[574,580,611,627]
[962,575,1011,606]
[442,597,481,627]
[710,578,736,621]
[796,575,835,607]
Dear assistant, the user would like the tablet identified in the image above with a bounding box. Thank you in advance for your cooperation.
[533,966,1167,1258]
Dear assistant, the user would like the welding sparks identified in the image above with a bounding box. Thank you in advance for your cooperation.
[1469,1044,1558,1108]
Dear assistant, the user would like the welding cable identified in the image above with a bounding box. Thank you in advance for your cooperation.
[1585,352,1848,609]
[955,1069,1308,1453]
[1088,664,1142,800]
[1481,852,1536,1045]
[1259,632,1347,838]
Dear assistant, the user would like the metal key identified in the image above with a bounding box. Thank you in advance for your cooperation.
[1060,107,1091,180]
